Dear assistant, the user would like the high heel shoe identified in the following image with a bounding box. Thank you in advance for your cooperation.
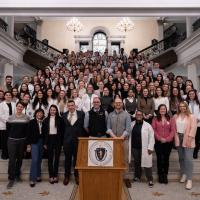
[49,177,54,184]
[53,177,59,183]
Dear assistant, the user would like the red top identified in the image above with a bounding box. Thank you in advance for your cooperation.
[152,117,176,142]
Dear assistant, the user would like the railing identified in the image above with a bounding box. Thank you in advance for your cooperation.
[138,33,186,60]
[0,18,8,32]
[14,25,62,60]
[164,24,177,38]
[192,18,200,32]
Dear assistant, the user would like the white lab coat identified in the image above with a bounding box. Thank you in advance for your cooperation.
[129,121,155,168]
[22,103,34,119]
[188,102,200,127]
[0,101,16,130]
[81,93,98,113]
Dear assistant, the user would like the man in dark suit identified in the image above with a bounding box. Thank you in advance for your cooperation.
[62,99,85,185]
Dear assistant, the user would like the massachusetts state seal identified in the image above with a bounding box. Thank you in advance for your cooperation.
[88,140,113,166]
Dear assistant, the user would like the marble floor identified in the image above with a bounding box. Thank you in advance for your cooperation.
[128,181,200,200]
[0,180,200,200]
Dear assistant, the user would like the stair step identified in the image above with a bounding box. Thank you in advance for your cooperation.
[1,150,200,181]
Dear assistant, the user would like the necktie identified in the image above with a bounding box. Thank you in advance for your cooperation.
[68,113,74,125]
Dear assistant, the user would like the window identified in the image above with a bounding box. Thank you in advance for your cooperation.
[111,42,120,54]
[80,42,89,52]
[93,32,107,54]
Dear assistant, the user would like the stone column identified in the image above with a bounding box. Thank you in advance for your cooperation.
[4,62,14,78]
[120,40,125,49]
[0,58,8,85]
[74,40,80,52]
[107,38,112,55]
[186,16,193,38]
[88,39,92,51]
[157,21,164,40]
[6,16,15,38]
[36,19,43,40]
[187,62,198,90]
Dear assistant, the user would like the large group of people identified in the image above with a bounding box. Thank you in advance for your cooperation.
[0,48,199,190]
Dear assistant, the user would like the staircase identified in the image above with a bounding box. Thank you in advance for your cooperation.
[15,25,62,70]
[138,24,186,69]
[0,150,200,182]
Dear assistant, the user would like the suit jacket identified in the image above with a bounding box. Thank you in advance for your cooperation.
[27,119,44,144]
[62,110,85,143]
[42,116,64,146]
[137,97,155,115]
[174,114,197,148]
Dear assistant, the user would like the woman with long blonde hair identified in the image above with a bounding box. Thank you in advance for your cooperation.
[174,101,197,190]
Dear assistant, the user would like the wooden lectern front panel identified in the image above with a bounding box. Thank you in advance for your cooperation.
[76,138,127,200]
[79,170,123,200]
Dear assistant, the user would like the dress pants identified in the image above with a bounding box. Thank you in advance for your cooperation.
[63,140,78,178]
[7,138,25,180]
[1,130,8,159]
[132,148,153,181]
[193,127,200,157]
[47,135,61,178]
[30,139,43,182]
[154,141,173,175]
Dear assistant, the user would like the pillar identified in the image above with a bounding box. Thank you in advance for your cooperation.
[186,17,193,38]
[187,62,198,90]
[158,22,164,41]
[4,62,14,79]
[6,16,15,38]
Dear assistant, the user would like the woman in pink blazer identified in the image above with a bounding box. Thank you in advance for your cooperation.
[174,101,197,190]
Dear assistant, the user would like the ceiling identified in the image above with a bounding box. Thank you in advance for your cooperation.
[0,0,200,7]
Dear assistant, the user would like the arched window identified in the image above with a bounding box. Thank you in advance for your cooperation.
[93,32,107,54]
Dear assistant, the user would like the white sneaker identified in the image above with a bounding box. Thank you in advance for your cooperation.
[185,180,192,190]
[180,174,186,183]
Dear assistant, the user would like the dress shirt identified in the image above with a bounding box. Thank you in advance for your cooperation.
[68,111,78,126]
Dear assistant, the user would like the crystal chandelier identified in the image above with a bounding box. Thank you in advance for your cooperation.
[116,17,134,32]
[66,17,83,32]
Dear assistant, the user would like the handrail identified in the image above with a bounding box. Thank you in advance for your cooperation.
[15,24,62,60]
[164,24,177,38]
[138,33,186,60]
[192,18,200,32]
[0,18,8,32]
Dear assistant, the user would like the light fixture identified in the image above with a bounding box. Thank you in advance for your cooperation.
[66,17,83,32]
[116,17,134,32]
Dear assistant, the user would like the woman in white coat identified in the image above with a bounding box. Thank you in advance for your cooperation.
[129,110,155,187]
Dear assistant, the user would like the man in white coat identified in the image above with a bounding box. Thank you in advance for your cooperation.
[81,84,98,113]
[130,110,155,187]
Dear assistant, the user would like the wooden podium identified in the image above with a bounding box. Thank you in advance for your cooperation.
[74,138,128,200]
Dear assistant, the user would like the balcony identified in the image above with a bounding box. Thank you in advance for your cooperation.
[14,25,62,69]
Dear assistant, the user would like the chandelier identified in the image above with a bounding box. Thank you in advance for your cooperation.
[116,17,134,32]
[66,17,83,32]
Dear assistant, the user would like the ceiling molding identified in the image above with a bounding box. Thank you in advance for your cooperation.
[0,7,200,17]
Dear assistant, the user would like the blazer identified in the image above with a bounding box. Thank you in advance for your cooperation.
[174,114,197,148]
[137,97,155,116]
[62,110,85,143]
[42,116,64,146]
[27,119,44,145]
[152,117,176,142]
